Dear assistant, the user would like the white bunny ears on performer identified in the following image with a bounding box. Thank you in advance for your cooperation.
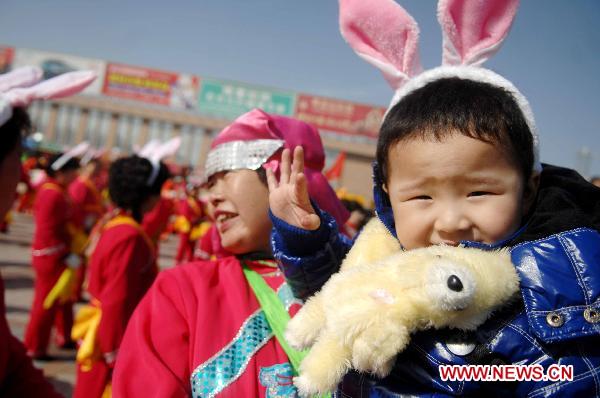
[136,137,182,186]
[80,146,106,166]
[0,66,97,127]
[51,141,91,171]
[339,0,540,171]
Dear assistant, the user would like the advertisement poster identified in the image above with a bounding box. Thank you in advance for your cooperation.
[197,78,295,120]
[294,94,385,138]
[11,48,106,94]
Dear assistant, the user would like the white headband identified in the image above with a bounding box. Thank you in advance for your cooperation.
[339,0,540,171]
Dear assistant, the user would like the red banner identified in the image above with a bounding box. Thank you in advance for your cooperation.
[103,63,198,108]
[294,94,385,138]
[0,46,14,73]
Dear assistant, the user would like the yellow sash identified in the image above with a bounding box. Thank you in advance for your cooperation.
[71,299,102,371]
[43,267,77,309]
[72,214,155,375]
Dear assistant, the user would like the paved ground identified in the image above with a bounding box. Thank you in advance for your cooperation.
[0,212,178,397]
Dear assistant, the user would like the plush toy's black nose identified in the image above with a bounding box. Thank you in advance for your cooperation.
[447,275,463,292]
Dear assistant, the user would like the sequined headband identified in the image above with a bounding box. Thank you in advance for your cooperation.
[204,139,284,180]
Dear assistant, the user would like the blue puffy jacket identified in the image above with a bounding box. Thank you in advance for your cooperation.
[271,164,600,397]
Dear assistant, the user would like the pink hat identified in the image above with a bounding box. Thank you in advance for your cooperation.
[205,108,350,227]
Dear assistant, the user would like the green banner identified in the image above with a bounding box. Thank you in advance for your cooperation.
[198,78,295,120]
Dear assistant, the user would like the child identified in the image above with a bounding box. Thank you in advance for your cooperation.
[111,109,348,397]
[72,155,170,398]
[268,0,600,396]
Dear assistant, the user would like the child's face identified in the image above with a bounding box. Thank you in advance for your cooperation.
[207,169,272,254]
[384,132,529,250]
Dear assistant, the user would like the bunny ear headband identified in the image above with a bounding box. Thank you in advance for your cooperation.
[0,66,96,172]
[0,66,97,128]
[339,0,540,171]
[136,137,182,186]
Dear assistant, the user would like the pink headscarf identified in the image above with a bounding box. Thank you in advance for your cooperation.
[209,108,350,227]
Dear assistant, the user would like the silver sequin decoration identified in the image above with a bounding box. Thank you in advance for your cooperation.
[205,139,284,180]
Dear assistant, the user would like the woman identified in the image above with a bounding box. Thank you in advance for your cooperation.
[112,109,349,397]
[72,155,169,398]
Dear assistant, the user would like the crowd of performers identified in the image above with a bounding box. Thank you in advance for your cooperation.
[0,66,370,397]
[1,114,370,398]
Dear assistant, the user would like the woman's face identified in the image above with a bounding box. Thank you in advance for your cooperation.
[207,169,272,255]
[0,141,21,219]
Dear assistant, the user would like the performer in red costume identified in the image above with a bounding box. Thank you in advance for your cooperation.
[68,156,106,300]
[69,157,105,233]
[72,155,170,398]
[113,109,349,397]
[174,184,204,264]
[24,151,81,358]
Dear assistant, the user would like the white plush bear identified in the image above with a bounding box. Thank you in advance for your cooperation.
[286,218,520,397]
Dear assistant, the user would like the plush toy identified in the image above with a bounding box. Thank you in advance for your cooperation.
[285,218,520,396]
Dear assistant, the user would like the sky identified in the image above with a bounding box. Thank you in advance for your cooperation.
[1,0,599,176]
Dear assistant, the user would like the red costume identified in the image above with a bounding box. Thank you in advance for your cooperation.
[69,176,105,232]
[113,257,302,397]
[73,213,157,398]
[68,175,106,299]
[24,179,74,356]
[142,195,174,247]
[174,195,204,264]
[196,223,231,260]
[0,277,62,397]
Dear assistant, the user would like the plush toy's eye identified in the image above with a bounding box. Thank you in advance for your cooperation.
[447,275,463,292]
[426,261,476,311]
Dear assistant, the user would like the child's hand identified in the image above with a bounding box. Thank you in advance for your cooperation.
[266,146,321,230]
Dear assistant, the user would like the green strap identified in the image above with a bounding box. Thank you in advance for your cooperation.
[243,263,332,398]
[242,264,307,373]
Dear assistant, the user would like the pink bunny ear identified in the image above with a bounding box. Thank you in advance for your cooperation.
[339,0,422,90]
[438,0,520,66]
[5,70,97,107]
[0,66,43,93]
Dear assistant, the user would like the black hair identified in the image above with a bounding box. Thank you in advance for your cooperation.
[0,107,31,163]
[46,154,80,177]
[255,167,268,186]
[376,77,534,184]
[109,155,170,221]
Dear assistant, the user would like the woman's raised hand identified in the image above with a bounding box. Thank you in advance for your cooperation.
[266,146,320,230]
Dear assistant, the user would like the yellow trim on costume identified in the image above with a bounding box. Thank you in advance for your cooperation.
[172,215,191,234]
[40,182,64,193]
[72,299,102,371]
[187,196,202,216]
[67,223,89,255]
[104,215,155,253]
[43,267,77,309]
[190,221,211,241]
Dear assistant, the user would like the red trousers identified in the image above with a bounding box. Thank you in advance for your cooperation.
[24,255,74,355]
[74,360,111,398]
